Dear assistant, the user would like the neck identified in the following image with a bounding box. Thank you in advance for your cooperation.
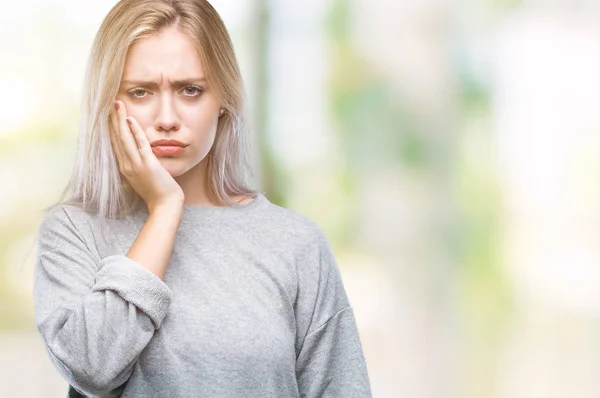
[174,157,217,207]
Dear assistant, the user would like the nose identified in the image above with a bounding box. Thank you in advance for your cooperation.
[154,94,180,132]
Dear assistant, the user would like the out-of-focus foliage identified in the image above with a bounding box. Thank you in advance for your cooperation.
[2,1,600,397]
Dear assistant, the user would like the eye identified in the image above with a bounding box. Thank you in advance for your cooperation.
[127,88,150,99]
[182,85,203,97]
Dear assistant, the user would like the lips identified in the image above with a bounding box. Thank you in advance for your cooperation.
[152,146,185,156]
[150,139,187,157]
[150,139,187,147]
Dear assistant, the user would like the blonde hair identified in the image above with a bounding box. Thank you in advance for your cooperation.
[44,0,258,226]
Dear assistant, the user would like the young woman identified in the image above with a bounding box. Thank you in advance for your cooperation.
[33,1,372,397]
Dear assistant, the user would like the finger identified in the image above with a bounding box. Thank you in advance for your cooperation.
[115,100,141,164]
[126,116,153,159]
[109,110,125,165]
[109,110,130,187]
[111,103,128,163]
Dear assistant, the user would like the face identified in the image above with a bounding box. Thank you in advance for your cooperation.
[115,26,222,177]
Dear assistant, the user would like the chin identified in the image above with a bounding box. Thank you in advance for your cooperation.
[159,162,186,177]
[164,160,202,178]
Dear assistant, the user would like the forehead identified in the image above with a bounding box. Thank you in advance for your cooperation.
[122,27,204,79]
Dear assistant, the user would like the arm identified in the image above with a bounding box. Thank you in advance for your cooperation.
[126,203,182,279]
[33,204,180,397]
[294,227,372,398]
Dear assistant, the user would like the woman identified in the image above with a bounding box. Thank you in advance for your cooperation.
[33,1,372,397]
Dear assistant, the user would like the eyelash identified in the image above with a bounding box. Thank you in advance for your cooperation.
[127,85,204,99]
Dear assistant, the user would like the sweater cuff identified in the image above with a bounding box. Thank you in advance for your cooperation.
[92,254,173,329]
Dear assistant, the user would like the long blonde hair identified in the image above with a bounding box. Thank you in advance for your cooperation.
[45,0,258,223]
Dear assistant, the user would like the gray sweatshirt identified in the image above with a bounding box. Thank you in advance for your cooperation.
[33,193,372,398]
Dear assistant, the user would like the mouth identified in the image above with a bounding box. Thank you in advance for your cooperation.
[151,145,186,156]
[150,139,187,147]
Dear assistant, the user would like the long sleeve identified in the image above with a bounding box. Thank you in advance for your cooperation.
[294,226,372,398]
[33,205,173,398]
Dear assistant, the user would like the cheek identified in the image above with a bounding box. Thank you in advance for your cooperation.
[121,103,153,128]
[132,113,154,131]
[182,109,219,132]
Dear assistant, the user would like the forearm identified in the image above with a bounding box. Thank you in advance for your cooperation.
[34,205,176,396]
[126,203,182,280]
[36,254,173,396]
[41,288,155,396]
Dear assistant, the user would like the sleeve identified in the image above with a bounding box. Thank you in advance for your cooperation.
[294,226,372,398]
[33,206,173,398]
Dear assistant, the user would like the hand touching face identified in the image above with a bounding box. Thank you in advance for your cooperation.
[109,100,185,212]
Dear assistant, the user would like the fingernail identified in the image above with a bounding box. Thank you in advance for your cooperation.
[115,101,120,110]
[126,117,132,124]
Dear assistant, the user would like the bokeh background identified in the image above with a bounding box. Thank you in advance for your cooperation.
[2,0,600,397]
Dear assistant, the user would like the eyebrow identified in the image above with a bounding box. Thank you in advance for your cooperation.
[121,77,206,88]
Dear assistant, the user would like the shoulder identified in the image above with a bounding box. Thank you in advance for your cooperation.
[260,199,330,253]
[37,203,100,250]
[39,203,95,232]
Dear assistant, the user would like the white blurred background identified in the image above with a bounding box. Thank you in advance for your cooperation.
[2,0,600,397]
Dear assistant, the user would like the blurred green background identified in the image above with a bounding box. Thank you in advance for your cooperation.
[2,0,600,397]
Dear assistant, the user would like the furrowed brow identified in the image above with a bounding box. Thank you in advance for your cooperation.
[121,77,206,88]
